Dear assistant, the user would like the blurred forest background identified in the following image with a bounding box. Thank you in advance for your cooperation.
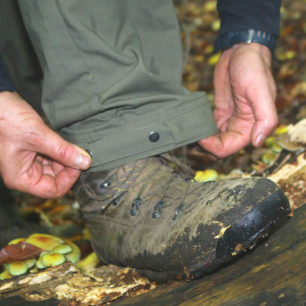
[0,0,305,304]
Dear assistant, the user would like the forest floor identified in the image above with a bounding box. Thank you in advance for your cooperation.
[0,0,305,305]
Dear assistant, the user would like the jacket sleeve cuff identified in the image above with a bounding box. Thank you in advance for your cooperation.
[214,29,277,53]
[215,0,281,52]
[0,56,15,92]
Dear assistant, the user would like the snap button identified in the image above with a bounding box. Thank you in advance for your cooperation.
[149,131,160,142]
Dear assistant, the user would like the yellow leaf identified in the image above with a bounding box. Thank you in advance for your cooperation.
[274,124,288,135]
[194,169,218,182]
[203,1,217,12]
[208,52,221,66]
[212,20,220,31]
[76,252,100,272]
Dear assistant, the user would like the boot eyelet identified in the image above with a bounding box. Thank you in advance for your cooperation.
[98,180,111,190]
[172,204,183,221]
[152,201,163,219]
[112,198,120,206]
[130,208,137,216]
[130,197,142,216]
[152,210,160,219]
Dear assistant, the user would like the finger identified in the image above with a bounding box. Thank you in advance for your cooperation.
[42,163,56,177]
[40,156,61,176]
[52,167,81,197]
[199,130,249,158]
[19,163,80,198]
[246,69,278,147]
[51,161,65,176]
[213,51,235,131]
[28,123,92,170]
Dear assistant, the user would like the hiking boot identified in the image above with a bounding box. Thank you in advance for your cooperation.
[74,154,290,282]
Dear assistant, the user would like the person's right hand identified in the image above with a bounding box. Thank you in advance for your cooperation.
[0,91,92,198]
[199,43,278,158]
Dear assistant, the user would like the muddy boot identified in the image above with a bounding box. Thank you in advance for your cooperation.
[74,154,290,282]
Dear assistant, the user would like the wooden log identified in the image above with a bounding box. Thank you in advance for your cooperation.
[0,264,155,305]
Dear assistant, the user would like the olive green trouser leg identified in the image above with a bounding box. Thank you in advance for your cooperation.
[18,0,217,171]
[0,0,42,113]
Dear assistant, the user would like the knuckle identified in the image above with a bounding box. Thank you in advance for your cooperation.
[27,128,44,147]
[56,144,70,161]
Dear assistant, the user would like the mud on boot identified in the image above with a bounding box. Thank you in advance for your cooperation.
[74,154,290,282]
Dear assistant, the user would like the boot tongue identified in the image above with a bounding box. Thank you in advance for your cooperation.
[159,153,195,178]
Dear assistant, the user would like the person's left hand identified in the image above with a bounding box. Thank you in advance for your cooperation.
[199,43,278,158]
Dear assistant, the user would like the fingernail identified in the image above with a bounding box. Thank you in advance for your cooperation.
[255,134,265,147]
[73,145,92,169]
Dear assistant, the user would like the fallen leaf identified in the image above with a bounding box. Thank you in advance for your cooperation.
[0,242,42,264]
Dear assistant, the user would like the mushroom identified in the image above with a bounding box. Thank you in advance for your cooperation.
[26,234,63,251]
[7,261,28,276]
[64,241,81,264]
[25,258,37,269]
[8,238,26,245]
[52,244,72,255]
[0,270,12,280]
[36,254,47,269]
[41,252,66,267]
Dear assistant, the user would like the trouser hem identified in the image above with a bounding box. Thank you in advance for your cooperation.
[63,96,217,171]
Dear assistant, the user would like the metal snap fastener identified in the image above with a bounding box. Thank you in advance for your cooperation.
[149,131,160,142]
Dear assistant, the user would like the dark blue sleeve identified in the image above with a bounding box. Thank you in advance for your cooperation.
[0,56,15,92]
[217,0,281,36]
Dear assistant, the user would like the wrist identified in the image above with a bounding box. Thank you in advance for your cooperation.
[222,43,272,67]
[0,90,17,96]
[0,91,19,102]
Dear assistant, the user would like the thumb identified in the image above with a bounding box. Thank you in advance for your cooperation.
[29,123,92,170]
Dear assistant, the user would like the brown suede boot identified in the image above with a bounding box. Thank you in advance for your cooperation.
[74,154,290,282]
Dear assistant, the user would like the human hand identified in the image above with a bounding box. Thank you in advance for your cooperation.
[199,43,278,158]
[0,92,92,198]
